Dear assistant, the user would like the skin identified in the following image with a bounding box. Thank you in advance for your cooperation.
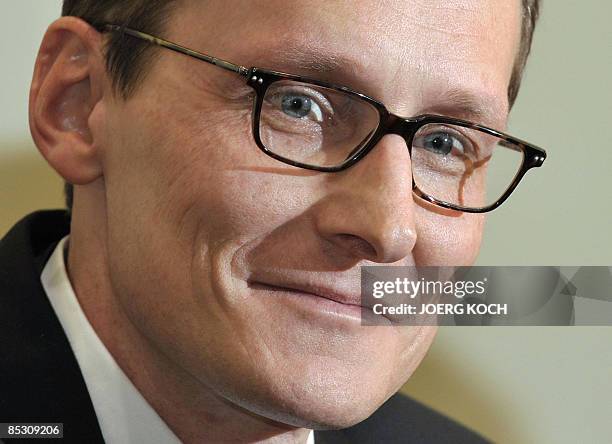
[29,0,521,442]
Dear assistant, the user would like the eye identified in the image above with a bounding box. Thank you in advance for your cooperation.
[267,86,333,124]
[281,95,323,121]
[417,131,466,156]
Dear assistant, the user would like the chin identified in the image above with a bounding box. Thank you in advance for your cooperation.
[226,355,415,431]
[241,384,392,431]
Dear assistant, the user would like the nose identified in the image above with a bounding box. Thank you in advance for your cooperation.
[313,134,417,263]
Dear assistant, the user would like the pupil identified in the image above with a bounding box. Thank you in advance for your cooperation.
[426,133,453,154]
[281,95,311,118]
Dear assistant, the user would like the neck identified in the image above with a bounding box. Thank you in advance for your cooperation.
[65,203,312,444]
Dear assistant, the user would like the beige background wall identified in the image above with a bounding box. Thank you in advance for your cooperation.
[2,1,611,443]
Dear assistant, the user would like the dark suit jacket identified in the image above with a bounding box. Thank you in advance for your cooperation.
[0,210,489,443]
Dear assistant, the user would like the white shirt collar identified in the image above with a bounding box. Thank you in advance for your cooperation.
[41,235,315,444]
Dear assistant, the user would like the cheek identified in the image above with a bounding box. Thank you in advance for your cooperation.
[144,108,310,252]
[102,88,312,311]
[99,91,259,293]
[105,90,258,231]
[414,207,484,266]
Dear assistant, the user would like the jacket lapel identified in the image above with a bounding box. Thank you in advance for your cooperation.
[0,210,105,443]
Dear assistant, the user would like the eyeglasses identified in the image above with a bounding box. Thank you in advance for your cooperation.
[96,23,547,213]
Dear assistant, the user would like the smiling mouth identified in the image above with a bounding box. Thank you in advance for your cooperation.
[248,281,362,307]
[247,280,392,324]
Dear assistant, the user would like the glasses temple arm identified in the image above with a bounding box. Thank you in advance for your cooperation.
[100,24,250,77]
[499,139,523,152]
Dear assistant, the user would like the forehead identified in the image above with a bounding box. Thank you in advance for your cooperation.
[171,0,521,124]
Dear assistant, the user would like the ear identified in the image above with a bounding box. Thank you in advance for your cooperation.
[29,17,107,185]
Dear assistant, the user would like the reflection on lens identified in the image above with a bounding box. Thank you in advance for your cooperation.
[259,80,380,167]
[412,123,524,209]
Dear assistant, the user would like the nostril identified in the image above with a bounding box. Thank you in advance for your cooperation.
[335,233,378,260]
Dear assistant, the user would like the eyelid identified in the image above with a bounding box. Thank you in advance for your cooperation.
[271,85,334,116]
[419,124,480,156]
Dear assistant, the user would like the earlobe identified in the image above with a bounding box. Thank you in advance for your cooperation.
[29,17,105,185]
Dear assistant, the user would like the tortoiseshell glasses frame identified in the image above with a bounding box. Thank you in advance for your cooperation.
[95,23,547,214]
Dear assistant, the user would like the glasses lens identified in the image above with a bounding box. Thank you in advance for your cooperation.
[412,123,524,209]
[259,80,380,167]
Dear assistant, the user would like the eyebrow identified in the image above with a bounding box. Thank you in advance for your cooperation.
[251,43,367,84]
[423,88,508,129]
[278,47,344,74]
[248,44,508,128]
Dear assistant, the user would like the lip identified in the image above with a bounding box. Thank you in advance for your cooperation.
[248,279,392,324]
[251,280,361,307]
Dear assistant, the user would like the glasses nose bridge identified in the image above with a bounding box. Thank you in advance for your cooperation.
[382,114,419,148]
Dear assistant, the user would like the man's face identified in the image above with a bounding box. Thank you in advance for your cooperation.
[95,0,520,428]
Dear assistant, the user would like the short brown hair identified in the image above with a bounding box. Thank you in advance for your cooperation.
[61,0,540,212]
